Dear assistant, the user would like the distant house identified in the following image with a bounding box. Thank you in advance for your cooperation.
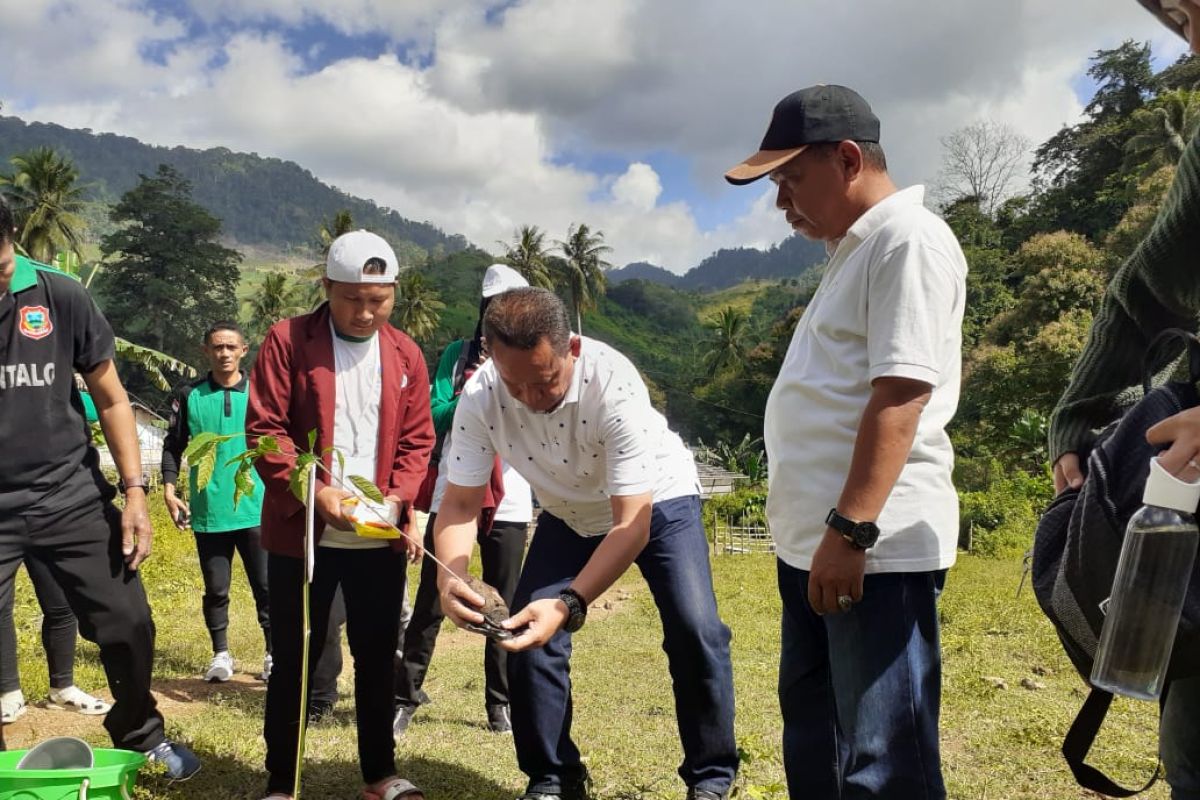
[95,401,168,486]
[696,462,749,500]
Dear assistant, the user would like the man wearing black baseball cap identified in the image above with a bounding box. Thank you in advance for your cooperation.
[727,85,968,799]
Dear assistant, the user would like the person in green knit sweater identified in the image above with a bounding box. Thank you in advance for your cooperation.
[1050,2,1200,796]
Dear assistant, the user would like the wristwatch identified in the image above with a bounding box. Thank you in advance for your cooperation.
[558,587,588,633]
[118,478,147,495]
[825,508,880,551]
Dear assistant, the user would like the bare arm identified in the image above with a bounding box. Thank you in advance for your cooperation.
[500,492,652,652]
[808,376,930,615]
[434,481,489,626]
[83,359,153,569]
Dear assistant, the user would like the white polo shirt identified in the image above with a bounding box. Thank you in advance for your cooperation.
[446,336,699,536]
[764,186,966,573]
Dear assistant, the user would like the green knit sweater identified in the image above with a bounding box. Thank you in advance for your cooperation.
[1049,129,1200,461]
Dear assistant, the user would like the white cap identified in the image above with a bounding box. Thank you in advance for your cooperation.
[326,230,398,284]
[481,263,529,298]
[1142,456,1200,512]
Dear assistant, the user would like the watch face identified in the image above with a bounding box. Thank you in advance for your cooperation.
[853,522,881,548]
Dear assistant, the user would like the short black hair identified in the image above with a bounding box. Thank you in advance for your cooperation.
[0,196,14,244]
[483,287,571,354]
[204,320,244,345]
[812,140,888,172]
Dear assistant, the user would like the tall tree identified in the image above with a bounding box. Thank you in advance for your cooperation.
[555,222,612,332]
[703,307,750,378]
[936,120,1030,215]
[1029,41,1156,238]
[243,271,305,341]
[392,271,444,343]
[499,225,554,289]
[1123,88,1200,173]
[101,165,241,384]
[0,147,87,263]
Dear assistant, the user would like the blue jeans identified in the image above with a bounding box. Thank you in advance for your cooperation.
[509,495,738,795]
[778,559,947,799]
[1163,674,1200,799]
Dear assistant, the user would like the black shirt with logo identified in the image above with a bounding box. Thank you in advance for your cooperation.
[0,256,116,515]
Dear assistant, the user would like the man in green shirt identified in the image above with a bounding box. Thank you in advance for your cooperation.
[1050,2,1200,795]
[162,321,271,684]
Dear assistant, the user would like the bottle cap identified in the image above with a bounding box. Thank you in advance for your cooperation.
[1142,457,1200,512]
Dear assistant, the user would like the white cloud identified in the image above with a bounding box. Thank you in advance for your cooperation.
[611,163,662,211]
[0,0,1187,273]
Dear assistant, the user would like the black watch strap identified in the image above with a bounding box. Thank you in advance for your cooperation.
[118,478,147,494]
[559,587,587,633]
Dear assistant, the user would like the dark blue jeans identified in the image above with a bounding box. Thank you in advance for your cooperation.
[1163,674,1200,799]
[778,559,947,799]
[509,495,738,796]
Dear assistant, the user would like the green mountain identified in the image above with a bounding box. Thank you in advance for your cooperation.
[0,115,468,259]
[608,234,827,292]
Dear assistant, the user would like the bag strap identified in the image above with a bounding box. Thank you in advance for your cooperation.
[1142,328,1200,395]
[1062,688,1161,797]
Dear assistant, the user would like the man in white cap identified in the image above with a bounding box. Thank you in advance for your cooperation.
[394,264,534,738]
[247,230,433,800]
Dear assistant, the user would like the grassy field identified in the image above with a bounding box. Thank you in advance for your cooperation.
[5,499,1168,799]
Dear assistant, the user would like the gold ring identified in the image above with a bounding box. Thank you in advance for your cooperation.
[837,595,853,611]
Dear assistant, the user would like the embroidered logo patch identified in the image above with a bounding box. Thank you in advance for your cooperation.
[18,306,52,340]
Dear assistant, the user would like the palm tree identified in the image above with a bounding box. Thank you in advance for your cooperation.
[0,147,88,263]
[498,225,554,289]
[703,307,749,377]
[1124,88,1200,173]
[296,209,357,309]
[243,271,305,340]
[392,272,445,343]
[555,223,612,333]
[0,149,191,390]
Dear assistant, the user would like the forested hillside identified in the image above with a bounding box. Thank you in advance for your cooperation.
[0,115,468,259]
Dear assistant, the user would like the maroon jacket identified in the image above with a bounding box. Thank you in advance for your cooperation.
[246,304,435,559]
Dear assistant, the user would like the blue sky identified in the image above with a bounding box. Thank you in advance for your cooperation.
[0,0,1185,272]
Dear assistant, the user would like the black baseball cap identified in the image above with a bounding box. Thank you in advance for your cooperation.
[725,84,881,185]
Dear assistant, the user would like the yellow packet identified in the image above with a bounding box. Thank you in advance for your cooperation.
[341,497,401,540]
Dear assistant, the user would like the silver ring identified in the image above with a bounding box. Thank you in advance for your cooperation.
[837,594,853,611]
[1189,459,1200,472]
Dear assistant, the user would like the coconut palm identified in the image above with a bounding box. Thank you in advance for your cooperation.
[392,271,445,343]
[1124,88,1200,173]
[555,223,612,333]
[0,147,88,263]
[499,225,554,289]
[295,209,357,309]
[703,306,750,377]
[243,271,306,341]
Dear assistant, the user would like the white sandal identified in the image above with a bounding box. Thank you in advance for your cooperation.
[0,690,26,723]
[46,686,112,716]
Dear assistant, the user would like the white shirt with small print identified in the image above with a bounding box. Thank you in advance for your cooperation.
[446,336,699,537]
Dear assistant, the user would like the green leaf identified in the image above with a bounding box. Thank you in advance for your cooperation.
[348,474,384,503]
[323,446,345,479]
[194,447,216,493]
[257,435,280,455]
[308,429,317,451]
[182,431,222,464]
[290,461,315,505]
[232,463,257,509]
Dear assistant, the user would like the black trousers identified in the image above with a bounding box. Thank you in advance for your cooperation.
[396,514,526,708]
[0,556,78,691]
[0,499,163,750]
[264,546,407,794]
[194,528,271,654]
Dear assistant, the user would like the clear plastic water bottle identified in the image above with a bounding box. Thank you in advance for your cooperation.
[1091,457,1200,700]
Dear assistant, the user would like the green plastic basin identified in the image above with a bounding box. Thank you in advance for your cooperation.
[0,748,145,800]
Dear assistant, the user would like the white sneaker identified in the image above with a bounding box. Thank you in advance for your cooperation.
[205,651,234,683]
[0,689,25,723]
[46,685,112,715]
[259,654,273,682]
